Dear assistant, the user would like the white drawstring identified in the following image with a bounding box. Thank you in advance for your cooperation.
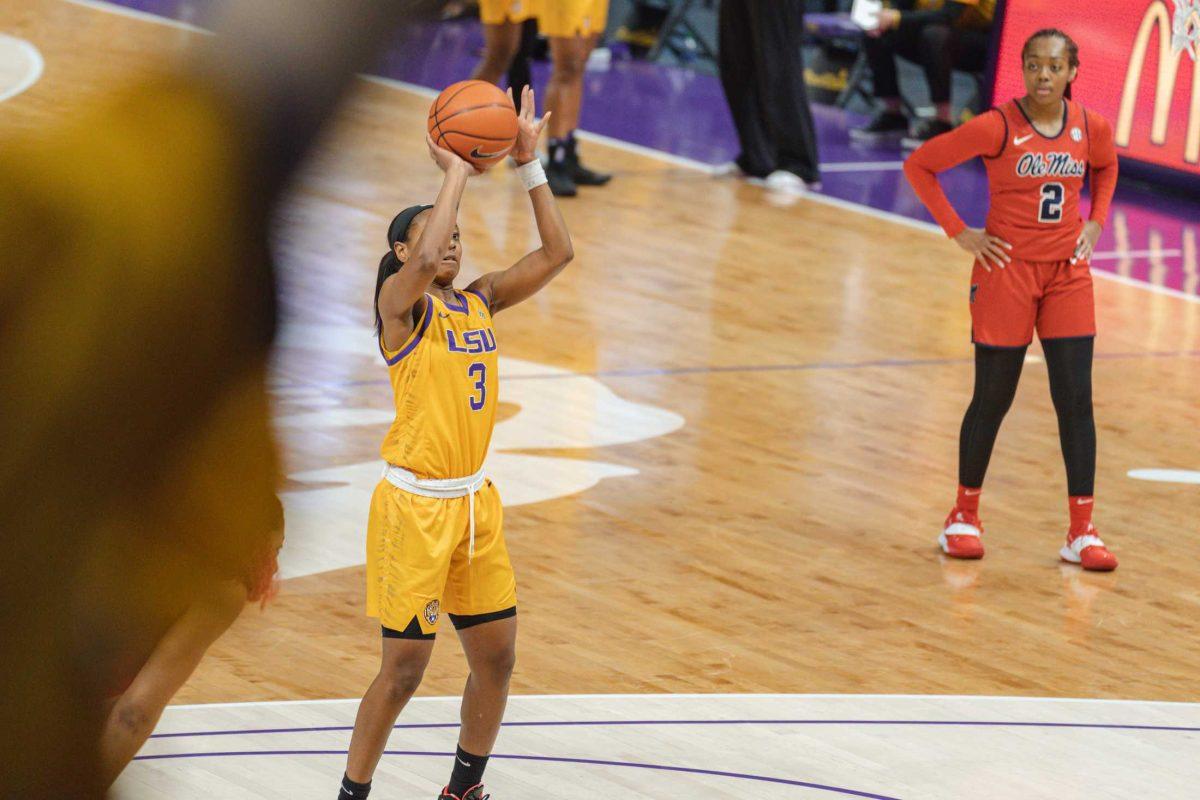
[468,490,476,562]
[383,464,486,562]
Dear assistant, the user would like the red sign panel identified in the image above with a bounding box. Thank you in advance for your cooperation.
[992,0,1200,177]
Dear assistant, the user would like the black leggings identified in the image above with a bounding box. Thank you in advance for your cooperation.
[959,337,1095,496]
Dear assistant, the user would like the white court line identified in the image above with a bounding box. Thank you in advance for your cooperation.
[0,35,45,103]
[63,0,1200,306]
[1089,248,1183,261]
[65,0,209,33]
[170,692,1200,711]
[820,160,907,172]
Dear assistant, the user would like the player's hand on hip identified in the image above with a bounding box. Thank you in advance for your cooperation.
[426,135,481,177]
[509,85,549,166]
[955,227,1012,272]
[1072,220,1101,264]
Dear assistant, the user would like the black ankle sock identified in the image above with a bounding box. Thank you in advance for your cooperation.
[338,773,371,799]
[447,745,489,796]
[549,137,568,162]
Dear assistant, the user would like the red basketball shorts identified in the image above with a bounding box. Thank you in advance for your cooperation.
[969,257,1095,348]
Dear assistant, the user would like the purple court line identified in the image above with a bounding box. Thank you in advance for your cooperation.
[267,349,1200,391]
[150,718,1200,741]
[132,748,902,799]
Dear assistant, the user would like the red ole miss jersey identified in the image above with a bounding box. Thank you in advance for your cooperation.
[985,100,1090,260]
[904,98,1119,262]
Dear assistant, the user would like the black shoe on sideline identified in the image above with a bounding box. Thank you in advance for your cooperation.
[902,118,954,149]
[567,138,611,186]
[849,110,909,142]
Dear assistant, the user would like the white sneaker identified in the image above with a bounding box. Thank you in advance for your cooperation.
[764,170,807,194]
[712,161,747,178]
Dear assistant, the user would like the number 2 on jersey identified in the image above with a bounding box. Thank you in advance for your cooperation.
[468,362,486,411]
[1039,182,1064,223]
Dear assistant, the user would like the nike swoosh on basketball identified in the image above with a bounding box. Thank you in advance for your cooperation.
[470,146,506,160]
[1013,134,1034,146]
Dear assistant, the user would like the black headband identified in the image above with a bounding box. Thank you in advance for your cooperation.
[388,204,434,248]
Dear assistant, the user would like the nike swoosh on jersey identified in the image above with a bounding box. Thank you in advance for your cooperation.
[1013,134,1034,146]
[470,145,507,160]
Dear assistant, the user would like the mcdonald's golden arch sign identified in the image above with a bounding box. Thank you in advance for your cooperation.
[1118,0,1200,164]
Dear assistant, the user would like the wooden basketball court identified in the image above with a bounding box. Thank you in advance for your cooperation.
[3,1,1199,796]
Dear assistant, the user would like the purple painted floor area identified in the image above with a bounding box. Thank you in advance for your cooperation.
[96,1,1200,297]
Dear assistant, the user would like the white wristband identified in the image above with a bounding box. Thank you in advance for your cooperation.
[516,159,548,192]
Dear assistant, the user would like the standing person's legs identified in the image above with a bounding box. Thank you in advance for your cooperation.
[472,21,524,84]
[505,18,540,114]
[543,0,611,196]
[862,32,903,108]
[917,23,955,123]
[340,635,436,797]
[473,1,536,84]
[748,0,820,184]
[1036,260,1115,569]
[941,258,1038,559]
[852,24,924,139]
[438,481,518,797]
[441,614,518,797]
[718,0,774,176]
[958,344,1028,492]
[1042,336,1096,500]
[340,483,454,799]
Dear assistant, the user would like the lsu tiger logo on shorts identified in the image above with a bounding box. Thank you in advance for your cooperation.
[423,599,440,626]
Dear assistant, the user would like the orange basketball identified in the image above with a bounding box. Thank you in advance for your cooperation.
[427,80,519,170]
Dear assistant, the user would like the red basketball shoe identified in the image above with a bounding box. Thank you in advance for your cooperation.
[439,785,488,800]
[1060,523,1118,571]
[939,508,985,559]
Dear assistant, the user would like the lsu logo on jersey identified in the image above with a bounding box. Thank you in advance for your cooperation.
[423,599,440,626]
[447,328,497,354]
[1015,152,1086,179]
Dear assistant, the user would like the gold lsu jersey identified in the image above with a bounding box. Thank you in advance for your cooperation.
[379,290,498,479]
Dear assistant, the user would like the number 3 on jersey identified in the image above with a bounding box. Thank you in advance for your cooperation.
[468,362,487,411]
[1039,182,1064,223]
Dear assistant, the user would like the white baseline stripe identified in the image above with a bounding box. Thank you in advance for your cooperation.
[820,160,907,172]
[0,36,45,103]
[169,692,1200,711]
[1090,249,1183,261]
[65,0,209,33]
[64,0,1200,306]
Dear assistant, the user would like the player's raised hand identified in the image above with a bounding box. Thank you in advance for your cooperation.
[954,227,1012,272]
[509,85,549,166]
[426,134,482,176]
[1072,220,1101,264]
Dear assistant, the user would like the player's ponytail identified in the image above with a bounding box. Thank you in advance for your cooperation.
[374,250,402,336]
[1022,28,1080,99]
[374,204,433,336]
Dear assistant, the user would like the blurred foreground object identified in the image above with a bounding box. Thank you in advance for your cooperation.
[0,2,436,796]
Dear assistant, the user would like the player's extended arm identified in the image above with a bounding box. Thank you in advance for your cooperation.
[469,87,574,315]
[903,110,1005,238]
[378,140,476,340]
[1086,112,1119,226]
